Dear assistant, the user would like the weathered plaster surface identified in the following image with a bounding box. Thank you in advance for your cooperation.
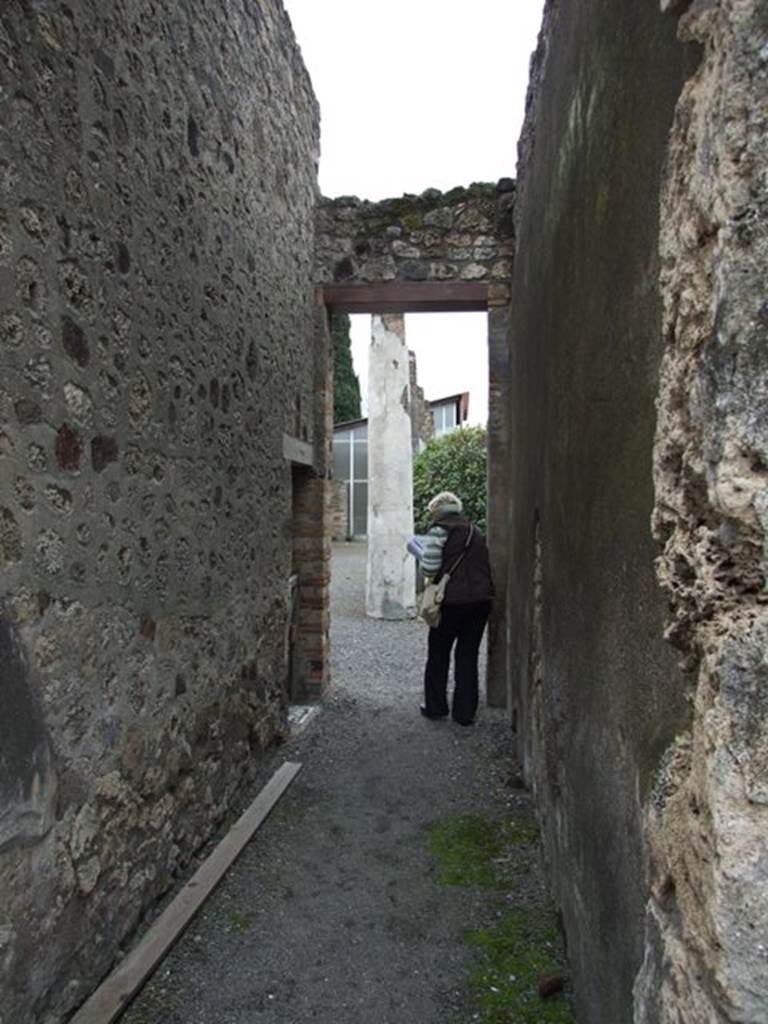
[505,1,699,1020]
[0,2,320,1020]
[636,2,768,1020]
[365,314,416,620]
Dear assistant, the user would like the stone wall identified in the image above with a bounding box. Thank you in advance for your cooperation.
[0,2,321,1021]
[408,350,434,452]
[330,480,347,541]
[636,3,768,1020]
[315,182,514,285]
[505,1,703,1021]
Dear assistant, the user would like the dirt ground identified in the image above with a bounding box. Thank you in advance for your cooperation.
[119,542,572,1024]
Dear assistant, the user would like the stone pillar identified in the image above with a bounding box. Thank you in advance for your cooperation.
[486,286,511,708]
[366,314,416,619]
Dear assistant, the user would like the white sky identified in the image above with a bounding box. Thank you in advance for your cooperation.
[282,0,546,424]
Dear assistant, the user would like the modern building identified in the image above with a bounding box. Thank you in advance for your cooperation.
[332,393,469,538]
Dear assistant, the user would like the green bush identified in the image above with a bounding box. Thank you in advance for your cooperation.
[413,426,487,533]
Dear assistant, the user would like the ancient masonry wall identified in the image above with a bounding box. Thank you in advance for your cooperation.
[636,3,768,1020]
[0,2,321,1021]
[505,1,705,1021]
[509,0,768,1019]
[315,183,514,286]
[408,350,434,453]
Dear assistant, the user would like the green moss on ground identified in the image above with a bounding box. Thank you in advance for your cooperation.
[427,813,540,888]
[227,910,256,931]
[428,814,503,887]
[465,909,573,1024]
[427,811,575,1024]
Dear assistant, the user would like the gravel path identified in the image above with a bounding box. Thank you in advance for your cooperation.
[119,542,547,1024]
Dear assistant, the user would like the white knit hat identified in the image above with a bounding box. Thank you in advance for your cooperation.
[427,491,463,518]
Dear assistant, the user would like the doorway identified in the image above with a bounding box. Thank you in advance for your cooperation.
[322,281,511,708]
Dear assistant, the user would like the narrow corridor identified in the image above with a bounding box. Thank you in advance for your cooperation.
[119,543,568,1024]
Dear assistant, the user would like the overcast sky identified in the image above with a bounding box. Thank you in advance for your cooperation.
[282,0,546,424]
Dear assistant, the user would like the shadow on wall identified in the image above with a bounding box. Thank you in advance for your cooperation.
[0,613,57,852]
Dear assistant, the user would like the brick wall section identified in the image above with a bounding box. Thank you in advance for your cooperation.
[0,2,320,1020]
[292,474,331,700]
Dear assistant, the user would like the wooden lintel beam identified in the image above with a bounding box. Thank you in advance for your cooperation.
[320,281,489,314]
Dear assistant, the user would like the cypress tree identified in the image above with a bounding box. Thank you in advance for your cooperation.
[331,312,362,423]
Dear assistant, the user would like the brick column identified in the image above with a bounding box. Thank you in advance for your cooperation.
[289,295,333,700]
[292,472,331,700]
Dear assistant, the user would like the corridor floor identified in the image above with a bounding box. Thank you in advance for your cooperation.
[119,542,561,1024]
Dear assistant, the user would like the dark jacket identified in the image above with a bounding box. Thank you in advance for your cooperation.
[434,513,494,605]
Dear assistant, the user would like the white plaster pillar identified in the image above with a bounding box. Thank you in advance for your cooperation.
[366,314,416,619]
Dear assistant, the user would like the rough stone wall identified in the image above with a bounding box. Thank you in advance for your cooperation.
[0,2,320,1021]
[315,182,514,285]
[330,480,347,541]
[408,349,434,451]
[505,2,701,1021]
[635,3,768,1020]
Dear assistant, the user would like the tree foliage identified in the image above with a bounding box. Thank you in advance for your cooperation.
[413,426,488,533]
[331,312,361,423]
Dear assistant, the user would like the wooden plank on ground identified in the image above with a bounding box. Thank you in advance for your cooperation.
[70,760,303,1024]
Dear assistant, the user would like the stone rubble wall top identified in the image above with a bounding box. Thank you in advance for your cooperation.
[315,180,515,286]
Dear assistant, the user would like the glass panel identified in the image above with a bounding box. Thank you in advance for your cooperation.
[352,482,368,536]
[341,481,351,535]
[332,440,350,482]
[433,403,457,434]
[352,423,367,441]
[352,439,368,481]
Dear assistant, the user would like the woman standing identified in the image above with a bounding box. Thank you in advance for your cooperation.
[414,491,494,725]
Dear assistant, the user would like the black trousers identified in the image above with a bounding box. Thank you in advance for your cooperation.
[423,600,492,723]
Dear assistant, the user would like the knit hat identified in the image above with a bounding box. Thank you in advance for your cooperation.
[427,491,463,519]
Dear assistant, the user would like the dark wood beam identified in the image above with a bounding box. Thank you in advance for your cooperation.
[320,281,489,314]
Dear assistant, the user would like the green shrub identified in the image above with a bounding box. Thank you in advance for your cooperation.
[413,425,487,533]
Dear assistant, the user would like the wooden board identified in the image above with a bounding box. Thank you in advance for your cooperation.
[70,760,303,1024]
